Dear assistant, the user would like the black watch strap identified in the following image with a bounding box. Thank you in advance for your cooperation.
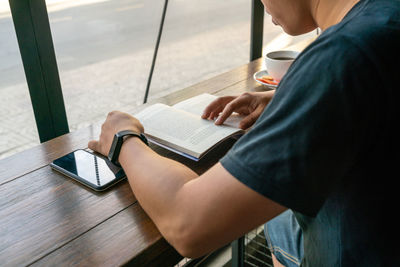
[108,130,148,166]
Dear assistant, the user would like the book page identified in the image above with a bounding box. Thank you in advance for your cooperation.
[173,93,217,116]
[173,93,244,129]
[135,103,242,158]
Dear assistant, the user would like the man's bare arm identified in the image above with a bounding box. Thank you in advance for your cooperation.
[119,137,286,258]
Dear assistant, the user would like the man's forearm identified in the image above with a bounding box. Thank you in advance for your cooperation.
[118,135,286,258]
[119,137,198,243]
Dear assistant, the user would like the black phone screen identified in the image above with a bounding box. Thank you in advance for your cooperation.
[51,149,125,191]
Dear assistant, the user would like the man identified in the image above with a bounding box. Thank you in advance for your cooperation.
[89,0,400,266]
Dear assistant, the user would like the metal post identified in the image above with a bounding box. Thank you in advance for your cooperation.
[143,0,169,104]
[9,0,69,143]
[250,0,264,61]
[231,237,245,267]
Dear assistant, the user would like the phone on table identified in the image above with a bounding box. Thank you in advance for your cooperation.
[50,149,126,191]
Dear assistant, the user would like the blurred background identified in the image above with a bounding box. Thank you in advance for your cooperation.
[0,0,316,159]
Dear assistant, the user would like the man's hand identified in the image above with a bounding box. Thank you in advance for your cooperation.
[201,91,275,130]
[88,111,144,156]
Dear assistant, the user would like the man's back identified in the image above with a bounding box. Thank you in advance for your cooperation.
[221,0,400,265]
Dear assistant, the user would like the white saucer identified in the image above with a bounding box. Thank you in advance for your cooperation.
[253,70,278,89]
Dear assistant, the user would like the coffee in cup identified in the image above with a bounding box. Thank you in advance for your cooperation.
[265,50,299,81]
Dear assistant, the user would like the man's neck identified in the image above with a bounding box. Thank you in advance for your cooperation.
[312,0,361,30]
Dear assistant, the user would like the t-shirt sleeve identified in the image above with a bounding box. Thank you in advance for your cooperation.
[220,35,380,217]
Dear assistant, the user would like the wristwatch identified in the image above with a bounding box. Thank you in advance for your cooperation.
[108,130,149,166]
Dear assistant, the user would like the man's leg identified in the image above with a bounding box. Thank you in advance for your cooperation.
[264,210,304,267]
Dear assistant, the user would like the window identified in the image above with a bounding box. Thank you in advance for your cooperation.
[0,0,316,159]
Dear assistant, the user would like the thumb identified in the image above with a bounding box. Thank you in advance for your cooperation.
[88,140,100,152]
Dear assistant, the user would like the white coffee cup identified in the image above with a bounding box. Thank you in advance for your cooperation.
[265,50,299,81]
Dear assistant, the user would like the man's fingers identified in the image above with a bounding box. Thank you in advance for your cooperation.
[201,99,221,119]
[215,101,238,125]
[215,95,251,125]
[202,96,236,119]
[208,111,220,120]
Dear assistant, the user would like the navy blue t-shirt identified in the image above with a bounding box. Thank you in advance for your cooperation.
[220,0,400,266]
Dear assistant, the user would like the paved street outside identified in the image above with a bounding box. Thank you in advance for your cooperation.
[0,0,316,159]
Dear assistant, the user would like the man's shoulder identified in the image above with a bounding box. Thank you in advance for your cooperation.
[300,0,400,71]
[336,0,400,49]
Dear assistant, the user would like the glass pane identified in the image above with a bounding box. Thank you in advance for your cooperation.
[149,0,253,100]
[0,1,39,160]
[48,0,166,132]
[148,1,317,100]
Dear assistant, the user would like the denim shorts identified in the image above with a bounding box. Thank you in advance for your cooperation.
[264,210,304,267]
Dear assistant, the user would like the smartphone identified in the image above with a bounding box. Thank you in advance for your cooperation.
[50,149,126,191]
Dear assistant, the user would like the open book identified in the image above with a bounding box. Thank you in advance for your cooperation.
[135,93,245,161]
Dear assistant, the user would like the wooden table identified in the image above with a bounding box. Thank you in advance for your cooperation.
[0,58,266,266]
